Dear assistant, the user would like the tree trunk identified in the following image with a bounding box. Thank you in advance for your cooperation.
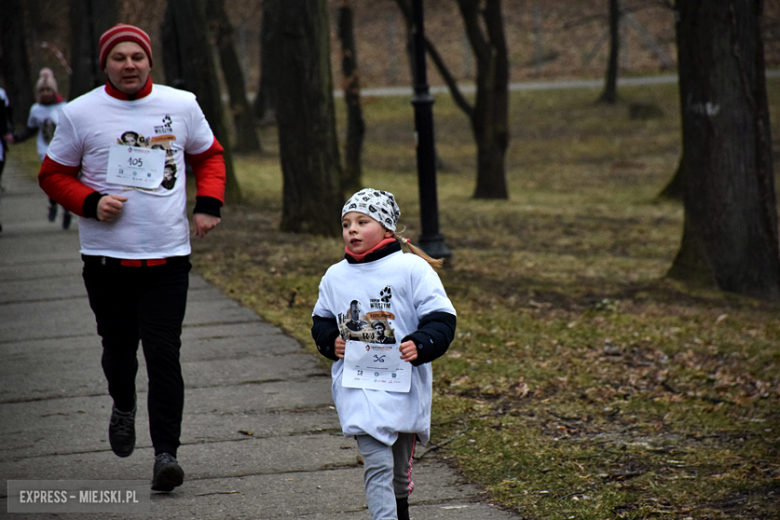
[253,0,278,125]
[25,0,42,85]
[160,4,185,89]
[598,0,620,104]
[657,155,684,201]
[166,0,242,203]
[1,0,35,126]
[206,0,261,153]
[668,0,780,300]
[275,0,343,236]
[337,1,365,193]
[458,0,510,199]
[69,0,118,99]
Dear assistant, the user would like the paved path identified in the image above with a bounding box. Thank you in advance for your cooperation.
[0,158,517,519]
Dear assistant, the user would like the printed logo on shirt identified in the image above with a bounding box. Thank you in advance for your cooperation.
[154,115,173,135]
[370,286,392,310]
[338,300,396,344]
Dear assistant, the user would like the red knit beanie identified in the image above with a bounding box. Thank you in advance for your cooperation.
[99,24,153,69]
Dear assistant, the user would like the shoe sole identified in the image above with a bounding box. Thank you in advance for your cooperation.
[152,464,184,492]
[111,445,134,458]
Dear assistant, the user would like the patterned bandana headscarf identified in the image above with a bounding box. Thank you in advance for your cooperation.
[341,188,401,232]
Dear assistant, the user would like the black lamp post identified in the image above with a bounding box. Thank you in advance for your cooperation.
[410,0,452,260]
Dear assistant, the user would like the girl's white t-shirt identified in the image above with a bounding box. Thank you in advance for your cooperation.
[27,101,67,162]
[46,84,215,259]
[312,250,456,446]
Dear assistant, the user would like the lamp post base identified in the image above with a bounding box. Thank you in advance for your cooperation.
[417,233,452,261]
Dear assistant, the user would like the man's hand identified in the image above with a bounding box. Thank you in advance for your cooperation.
[400,340,418,362]
[97,194,128,222]
[334,337,346,359]
[193,213,221,238]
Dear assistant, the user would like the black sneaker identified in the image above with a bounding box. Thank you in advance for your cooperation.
[108,404,136,458]
[151,453,184,492]
[62,211,72,230]
[47,203,57,222]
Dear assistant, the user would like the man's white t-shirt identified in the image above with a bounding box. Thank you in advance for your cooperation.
[46,84,214,259]
[313,250,456,446]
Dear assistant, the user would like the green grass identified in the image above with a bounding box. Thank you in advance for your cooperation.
[17,79,780,519]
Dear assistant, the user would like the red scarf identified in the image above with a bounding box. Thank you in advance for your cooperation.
[345,238,397,262]
[40,93,65,105]
[105,76,153,100]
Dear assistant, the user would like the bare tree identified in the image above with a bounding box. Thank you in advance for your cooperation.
[597,0,620,103]
[668,0,780,300]
[394,0,510,199]
[165,0,242,203]
[160,5,184,89]
[275,0,343,236]
[69,0,118,99]
[206,0,261,153]
[1,0,35,125]
[337,0,365,193]
[253,0,278,126]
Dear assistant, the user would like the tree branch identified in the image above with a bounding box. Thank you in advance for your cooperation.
[425,39,475,118]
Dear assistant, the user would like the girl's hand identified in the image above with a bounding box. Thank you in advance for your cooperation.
[399,340,418,362]
[334,337,346,359]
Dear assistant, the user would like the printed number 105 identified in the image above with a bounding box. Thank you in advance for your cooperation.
[127,157,144,167]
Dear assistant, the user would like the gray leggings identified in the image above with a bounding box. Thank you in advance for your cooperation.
[356,433,416,520]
